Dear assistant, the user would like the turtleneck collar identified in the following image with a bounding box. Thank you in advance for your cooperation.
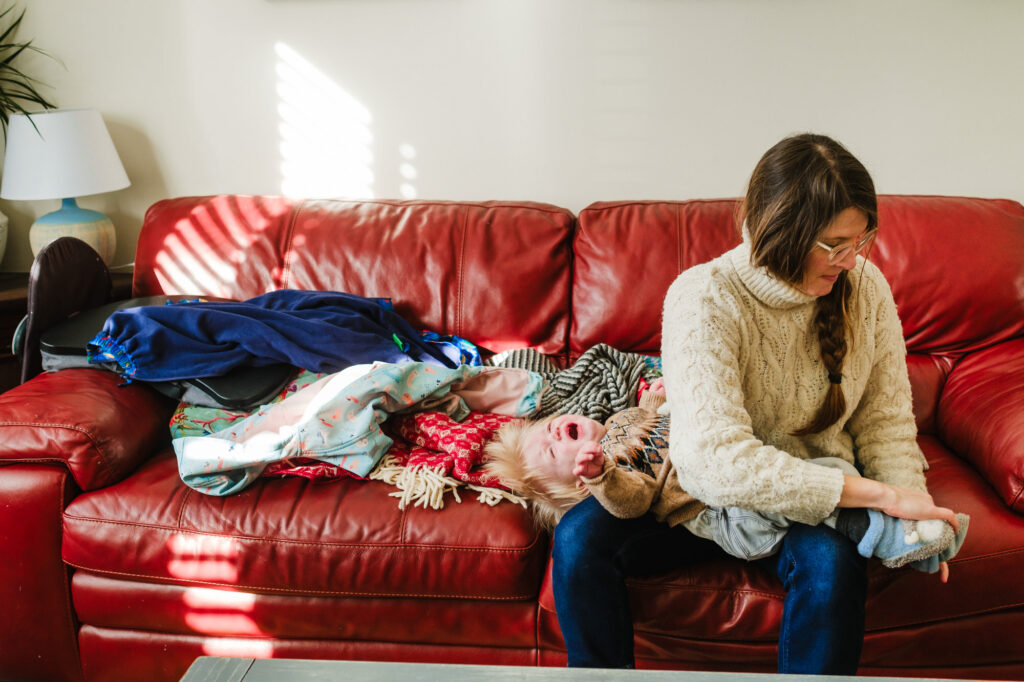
[729,239,818,310]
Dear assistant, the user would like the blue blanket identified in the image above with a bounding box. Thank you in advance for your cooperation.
[87,289,465,382]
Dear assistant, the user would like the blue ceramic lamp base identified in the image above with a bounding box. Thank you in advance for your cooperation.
[29,197,116,265]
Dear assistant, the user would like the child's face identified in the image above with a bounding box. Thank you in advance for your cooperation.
[523,415,607,486]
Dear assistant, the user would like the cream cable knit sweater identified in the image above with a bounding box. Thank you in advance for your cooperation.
[661,240,928,527]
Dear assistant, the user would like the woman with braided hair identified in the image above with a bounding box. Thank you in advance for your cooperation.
[550,133,964,674]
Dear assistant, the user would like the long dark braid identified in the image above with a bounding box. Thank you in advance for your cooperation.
[793,271,852,435]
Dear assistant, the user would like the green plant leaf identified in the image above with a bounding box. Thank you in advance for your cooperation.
[0,3,57,140]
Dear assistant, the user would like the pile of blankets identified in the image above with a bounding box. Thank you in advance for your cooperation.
[170,343,662,509]
[93,285,664,509]
[170,361,543,496]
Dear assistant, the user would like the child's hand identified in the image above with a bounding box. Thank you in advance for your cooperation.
[572,441,604,479]
[646,377,666,397]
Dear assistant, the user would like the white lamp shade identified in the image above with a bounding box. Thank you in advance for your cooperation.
[0,108,130,200]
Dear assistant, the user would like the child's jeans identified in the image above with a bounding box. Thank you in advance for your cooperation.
[687,457,859,561]
[551,495,867,673]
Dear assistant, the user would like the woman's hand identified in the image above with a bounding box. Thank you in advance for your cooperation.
[839,474,959,529]
[840,475,960,582]
[880,485,960,533]
[839,475,958,582]
[882,485,958,583]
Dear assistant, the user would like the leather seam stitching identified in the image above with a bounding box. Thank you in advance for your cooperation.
[176,487,193,528]
[63,563,534,601]
[57,472,85,679]
[0,422,111,483]
[302,198,571,215]
[456,207,468,338]
[63,514,545,553]
[675,204,683,274]
[278,201,302,290]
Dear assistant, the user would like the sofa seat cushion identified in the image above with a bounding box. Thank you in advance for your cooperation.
[63,451,548,600]
[72,572,540,649]
[538,437,1024,666]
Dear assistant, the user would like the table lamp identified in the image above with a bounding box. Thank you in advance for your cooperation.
[0,108,130,265]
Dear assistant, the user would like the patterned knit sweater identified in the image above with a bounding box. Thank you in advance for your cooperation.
[583,392,706,527]
[661,240,928,527]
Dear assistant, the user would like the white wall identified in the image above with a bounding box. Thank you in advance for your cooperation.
[1,0,1021,272]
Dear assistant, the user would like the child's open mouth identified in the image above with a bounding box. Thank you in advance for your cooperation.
[567,423,578,439]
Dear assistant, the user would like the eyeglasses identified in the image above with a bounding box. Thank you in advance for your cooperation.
[815,229,877,265]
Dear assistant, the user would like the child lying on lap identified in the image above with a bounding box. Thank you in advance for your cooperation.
[484,379,968,572]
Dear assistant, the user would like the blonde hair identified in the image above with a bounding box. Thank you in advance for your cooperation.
[483,417,590,530]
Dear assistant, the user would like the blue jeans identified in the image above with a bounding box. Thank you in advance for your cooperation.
[551,496,867,673]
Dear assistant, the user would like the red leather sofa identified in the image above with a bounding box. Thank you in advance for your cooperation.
[1,195,1022,682]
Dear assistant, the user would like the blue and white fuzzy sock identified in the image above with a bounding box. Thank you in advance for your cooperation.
[909,514,971,573]
[855,509,960,569]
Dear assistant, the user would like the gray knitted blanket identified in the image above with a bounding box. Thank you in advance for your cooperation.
[486,343,661,422]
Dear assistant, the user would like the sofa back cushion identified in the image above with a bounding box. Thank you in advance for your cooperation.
[572,195,1024,355]
[571,199,740,357]
[868,195,1024,357]
[133,196,575,356]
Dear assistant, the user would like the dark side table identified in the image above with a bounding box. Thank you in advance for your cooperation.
[0,271,132,393]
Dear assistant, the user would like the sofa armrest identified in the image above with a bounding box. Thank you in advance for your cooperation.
[0,368,176,491]
[938,338,1024,513]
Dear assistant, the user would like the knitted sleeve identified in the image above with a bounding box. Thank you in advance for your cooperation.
[583,404,665,518]
[582,460,662,519]
[845,265,929,493]
[638,390,667,412]
[661,266,845,526]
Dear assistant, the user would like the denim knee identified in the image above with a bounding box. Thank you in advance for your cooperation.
[552,497,614,571]
[773,524,867,674]
[778,523,867,600]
